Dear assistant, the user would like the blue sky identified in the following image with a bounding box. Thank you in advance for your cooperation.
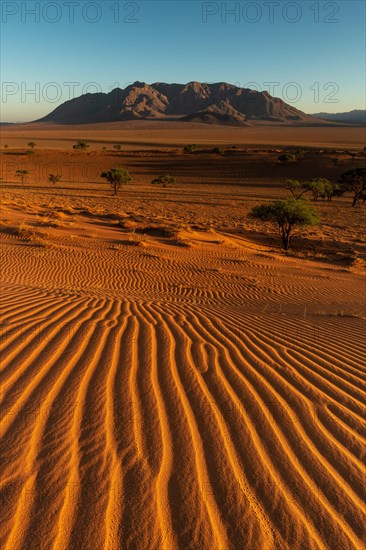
[1,0,365,121]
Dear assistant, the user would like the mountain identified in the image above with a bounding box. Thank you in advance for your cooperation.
[312,110,366,124]
[37,81,318,126]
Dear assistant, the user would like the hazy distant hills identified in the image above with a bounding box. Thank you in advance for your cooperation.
[37,81,319,126]
[312,110,366,124]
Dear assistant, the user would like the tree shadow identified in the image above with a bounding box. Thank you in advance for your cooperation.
[2,152,27,156]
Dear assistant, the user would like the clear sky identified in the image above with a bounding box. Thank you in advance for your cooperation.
[1,0,365,121]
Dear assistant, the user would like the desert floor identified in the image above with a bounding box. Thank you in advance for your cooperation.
[1,120,365,149]
[0,125,365,549]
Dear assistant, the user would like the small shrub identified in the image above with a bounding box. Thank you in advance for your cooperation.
[73,140,89,151]
[48,174,62,185]
[278,153,296,165]
[184,144,197,154]
[151,175,176,188]
[278,150,304,165]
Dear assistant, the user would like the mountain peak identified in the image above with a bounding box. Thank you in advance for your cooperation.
[131,80,149,88]
[37,80,316,125]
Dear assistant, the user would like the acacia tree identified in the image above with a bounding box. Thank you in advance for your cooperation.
[320,180,337,201]
[101,168,131,196]
[15,169,29,184]
[284,179,310,199]
[151,174,176,188]
[359,192,366,205]
[285,178,335,201]
[28,142,36,149]
[339,168,366,206]
[48,174,61,185]
[304,178,333,201]
[251,198,320,251]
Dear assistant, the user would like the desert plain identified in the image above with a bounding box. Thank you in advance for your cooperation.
[0,122,365,549]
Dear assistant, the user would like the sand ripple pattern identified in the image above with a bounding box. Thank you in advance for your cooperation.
[0,228,365,549]
[0,283,365,550]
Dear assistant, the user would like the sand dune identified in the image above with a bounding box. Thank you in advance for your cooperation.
[0,196,365,549]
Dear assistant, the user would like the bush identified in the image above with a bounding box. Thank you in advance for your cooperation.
[151,175,176,188]
[73,140,89,151]
[48,174,61,185]
[278,150,304,165]
[184,144,197,153]
[278,153,296,165]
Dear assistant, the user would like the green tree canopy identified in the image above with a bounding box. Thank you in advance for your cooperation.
[285,178,336,201]
[304,178,333,201]
[251,198,320,250]
[284,179,309,199]
[101,168,132,196]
